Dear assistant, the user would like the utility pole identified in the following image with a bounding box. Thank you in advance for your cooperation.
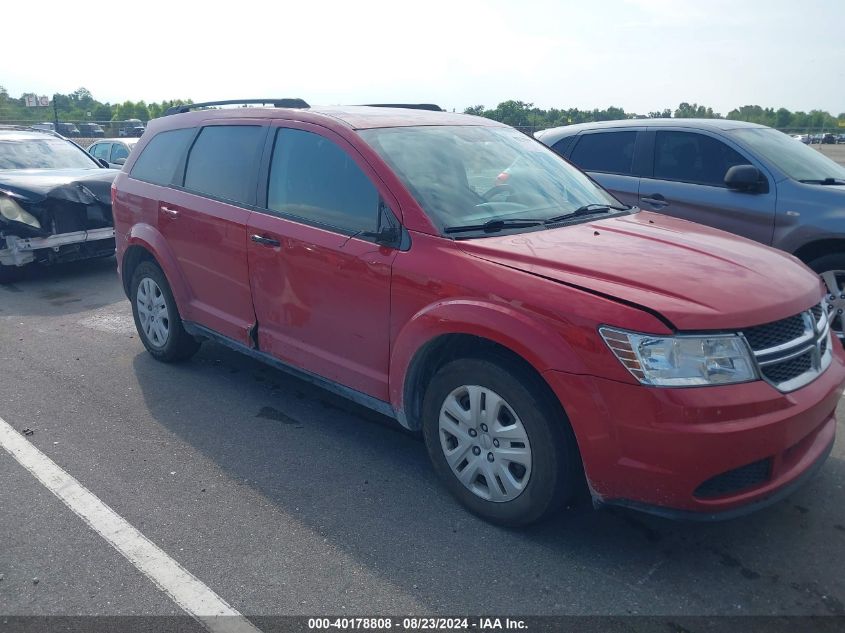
[53,93,59,129]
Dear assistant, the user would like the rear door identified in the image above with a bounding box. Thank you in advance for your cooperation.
[156,122,267,345]
[567,129,643,207]
[246,123,399,400]
[638,129,776,245]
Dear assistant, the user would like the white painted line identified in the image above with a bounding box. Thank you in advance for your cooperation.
[0,415,262,633]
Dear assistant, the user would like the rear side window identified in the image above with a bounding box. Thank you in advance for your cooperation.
[570,131,637,175]
[267,128,379,234]
[551,135,576,157]
[653,131,749,186]
[130,128,194,186]
[183,126,265,205]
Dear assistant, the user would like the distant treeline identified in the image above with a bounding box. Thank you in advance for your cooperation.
[0,87,192,123]
[1,87,841,131]
[464,100,844,131]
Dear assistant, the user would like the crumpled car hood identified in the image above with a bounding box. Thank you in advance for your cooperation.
[0,169,118,205]
[458,211,824,331]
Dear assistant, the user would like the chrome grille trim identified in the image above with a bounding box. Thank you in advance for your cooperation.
[742,303,831,393]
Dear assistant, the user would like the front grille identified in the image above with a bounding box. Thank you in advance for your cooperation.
[742,314,806,350]
[741,303,831,392]
[761,350,813,383]
[694,458,771,498]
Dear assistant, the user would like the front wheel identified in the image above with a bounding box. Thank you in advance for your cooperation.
[130,261,200,362]
[807,254,845,344]
[422,358,579,526]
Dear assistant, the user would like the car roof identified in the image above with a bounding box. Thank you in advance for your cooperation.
[148,105,501,133]
[535,118,769,145]
[91,137,140,144]
[0,127,65,141]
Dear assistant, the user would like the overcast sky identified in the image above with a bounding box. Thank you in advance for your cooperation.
[2,0,843,115]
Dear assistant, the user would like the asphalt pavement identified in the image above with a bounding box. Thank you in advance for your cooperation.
[1,257,844,622]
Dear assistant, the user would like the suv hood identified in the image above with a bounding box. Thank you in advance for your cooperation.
[0,169,118,205]
[458,211,824,331]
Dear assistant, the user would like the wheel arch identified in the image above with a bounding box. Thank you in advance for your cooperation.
[390,300,586,433]
[792,238,845,267]
[121,224,191,311]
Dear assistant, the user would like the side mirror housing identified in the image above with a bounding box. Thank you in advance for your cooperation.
[725,164,765,193]
[97,158,110,168]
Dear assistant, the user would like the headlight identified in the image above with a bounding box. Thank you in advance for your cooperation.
[0,196,41,229]
[600,327,757,386]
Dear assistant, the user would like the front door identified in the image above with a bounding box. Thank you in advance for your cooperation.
[638,130,776,245]
[246,124,399,400]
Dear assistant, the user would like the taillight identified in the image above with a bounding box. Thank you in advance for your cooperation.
[496,171,510,184]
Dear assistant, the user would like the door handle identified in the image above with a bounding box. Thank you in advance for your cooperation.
[640,193,668,208]
[159,204,179,218]
[251,234,281,247]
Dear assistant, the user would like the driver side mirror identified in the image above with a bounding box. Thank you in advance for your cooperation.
[97,158,110,168]
[725,165,765,193]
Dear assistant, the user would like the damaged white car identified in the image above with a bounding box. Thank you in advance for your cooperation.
[0,127,118,284]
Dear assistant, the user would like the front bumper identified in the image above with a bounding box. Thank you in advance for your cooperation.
[544,347,845,517]
[0,227,115,266]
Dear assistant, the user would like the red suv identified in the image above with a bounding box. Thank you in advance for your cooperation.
[112,100,845,526]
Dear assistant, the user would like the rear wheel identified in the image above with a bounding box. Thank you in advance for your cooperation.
[807,254,845,344]
[422,357,578,526]
[130,261,200,362]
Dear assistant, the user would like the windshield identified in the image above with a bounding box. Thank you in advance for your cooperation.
[0,138,99,170]
[359,125,623,235]
[730,128,845,182]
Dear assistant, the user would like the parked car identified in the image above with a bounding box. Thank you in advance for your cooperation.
[56,122,81,137]
[822,133,837,145]
[78,122,106,138]
[0,127,118,283]
[792,134,810,144]
[837,134,845,144]
[119,119,146,138]
[31,122,55,133]
[536,119,845,343]
[113,101,844,526]
[87,138,139,168]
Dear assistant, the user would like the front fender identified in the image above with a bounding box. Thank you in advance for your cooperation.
[123,223,192,313]
[388,298,587,414]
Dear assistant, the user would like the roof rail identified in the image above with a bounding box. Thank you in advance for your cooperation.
[363,103,444,112]
[164,98,310,116]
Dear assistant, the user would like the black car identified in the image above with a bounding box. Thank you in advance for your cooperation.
[822,133,836,145]
[78,122,106,138]
[0,127,119,283]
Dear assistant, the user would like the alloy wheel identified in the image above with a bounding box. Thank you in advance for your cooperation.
[821,270,845,343]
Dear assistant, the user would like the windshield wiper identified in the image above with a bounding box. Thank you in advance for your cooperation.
[798,177,845,185]
[444,218,545,234]
[543,204,629,225]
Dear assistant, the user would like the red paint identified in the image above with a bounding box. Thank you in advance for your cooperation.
[113,105,845,517]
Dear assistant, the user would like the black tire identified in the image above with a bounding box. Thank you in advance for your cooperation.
[130,261,200,362]
[421,357,579,526]
[0,263,26,285]
[807,253,845,345]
